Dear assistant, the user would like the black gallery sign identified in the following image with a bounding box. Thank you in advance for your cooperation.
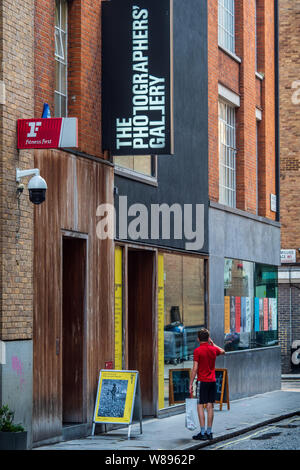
[102,0,174,155]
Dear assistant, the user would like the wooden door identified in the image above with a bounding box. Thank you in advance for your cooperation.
[127,250,155,416]
[62,237,86,423]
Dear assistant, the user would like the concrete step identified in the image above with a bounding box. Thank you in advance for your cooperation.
[62,423,90,441]
[282,374,300,380]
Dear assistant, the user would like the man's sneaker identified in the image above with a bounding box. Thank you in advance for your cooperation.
[192,432,208,441]
[206,432,213,440]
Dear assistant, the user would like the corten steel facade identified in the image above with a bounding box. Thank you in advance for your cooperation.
[278,0,300,374]
[0,0,114,448]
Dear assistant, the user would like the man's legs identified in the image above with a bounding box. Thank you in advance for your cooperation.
[198,403,214,429]
[192,404,206,440]
[193,382,206,439]
[193,382,215,440]
[197,404,205,429]
[206,403,214,427]
[206,403,214,439]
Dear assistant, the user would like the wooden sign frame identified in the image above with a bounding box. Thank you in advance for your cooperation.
[92,369,142,439]
[169,368,191,405]
[215,368,230,411]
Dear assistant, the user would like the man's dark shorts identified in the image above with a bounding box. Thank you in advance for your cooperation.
[196,381,216,405]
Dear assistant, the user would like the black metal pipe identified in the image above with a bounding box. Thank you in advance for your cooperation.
[274,0,280,222]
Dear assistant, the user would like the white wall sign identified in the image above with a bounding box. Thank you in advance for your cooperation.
[270,194,277,213]
[281,249,296,264]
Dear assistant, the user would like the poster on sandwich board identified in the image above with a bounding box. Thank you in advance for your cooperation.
[92,370,142,438]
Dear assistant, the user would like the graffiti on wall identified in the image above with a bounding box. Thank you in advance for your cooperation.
[11,356,25,390]
[291,340,300,369]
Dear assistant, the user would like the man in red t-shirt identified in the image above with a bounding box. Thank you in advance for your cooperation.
[189,328,225,441]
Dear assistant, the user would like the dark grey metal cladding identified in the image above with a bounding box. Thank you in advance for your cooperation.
[114,0,209,254]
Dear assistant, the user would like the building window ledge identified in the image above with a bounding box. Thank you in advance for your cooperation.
[218,45,242,64]
[114,166,158,187]
[256,71,265,81]
[209,200,281,228]
[224,345,280,355]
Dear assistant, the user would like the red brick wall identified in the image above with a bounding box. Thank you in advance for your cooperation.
[218,49,239,95]
[256,0,276,219]
[34,0,55,118]
[0,0,35,340]
[235,0,257,213]
[279,0,300,258]
[34,0,104,158]
[208,0,219,203]
[208,0,276,219]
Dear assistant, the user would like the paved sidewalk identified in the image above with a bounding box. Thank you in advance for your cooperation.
[36,381,300,451]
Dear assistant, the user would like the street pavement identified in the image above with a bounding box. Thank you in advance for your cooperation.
[35,376,300,451]
[203,415,300,450]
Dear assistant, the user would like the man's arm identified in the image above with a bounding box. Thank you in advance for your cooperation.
[189,361,198,395]
[209,337,225,355]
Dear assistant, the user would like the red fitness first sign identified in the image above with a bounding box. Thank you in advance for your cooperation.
[17,117,78,149]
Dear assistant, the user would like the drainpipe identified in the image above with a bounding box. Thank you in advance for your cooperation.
[289,268,292,348]
[274,0,280,222]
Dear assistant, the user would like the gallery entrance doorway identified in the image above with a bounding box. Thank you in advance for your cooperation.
[127,249,156,416]
[62,236,87,425]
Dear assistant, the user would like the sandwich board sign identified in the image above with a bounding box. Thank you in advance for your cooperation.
[215,368,230,411]
[92,370,142,439]
[169,368,191,405]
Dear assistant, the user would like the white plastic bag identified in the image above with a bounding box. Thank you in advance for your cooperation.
[185,398,198,431]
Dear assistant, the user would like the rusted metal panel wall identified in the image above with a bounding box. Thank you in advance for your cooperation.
[32,149,114,443]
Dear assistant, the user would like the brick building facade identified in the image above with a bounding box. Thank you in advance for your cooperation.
[0,0,34,341]
[207,0,281,395]
[278,0,300,374]
[114,0,281,414]
[208,0,277,217]
[0,0,114,448]
[0,0,35,440]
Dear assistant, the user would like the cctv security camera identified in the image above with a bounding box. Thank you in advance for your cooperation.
[16,168,47,205]
[28,175,47,205]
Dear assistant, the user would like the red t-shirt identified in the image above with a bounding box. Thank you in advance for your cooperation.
[193,343,221,382]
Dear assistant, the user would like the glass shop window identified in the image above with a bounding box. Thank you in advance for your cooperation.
[224,259,278,352]
[161,253,206,408]
[114,155,157,179]
[55,0,68,117]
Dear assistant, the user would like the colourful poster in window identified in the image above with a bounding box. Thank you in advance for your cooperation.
[230,297,235,332]
[268,298,273,330]
[254,297,260,331]
[269,298,277,331]
[224,296,230,334]
[235,297,241,333]
[259,298,264,331]
[240,297,246,332]
[263,298,269,331]
[245,297,252,333]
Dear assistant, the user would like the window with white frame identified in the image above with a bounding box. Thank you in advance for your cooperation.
[218,0,235,53]
[219,100,237,208]
[255,0,258,70]
[55,0,68,117]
